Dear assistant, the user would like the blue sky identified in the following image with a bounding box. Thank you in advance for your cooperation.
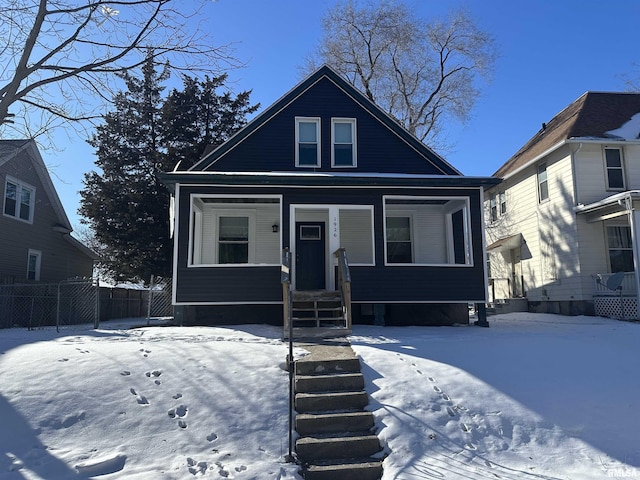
[47,0,640,229]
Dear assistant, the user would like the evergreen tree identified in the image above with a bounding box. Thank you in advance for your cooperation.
[80,57,257,281]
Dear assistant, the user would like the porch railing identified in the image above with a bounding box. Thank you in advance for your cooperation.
[334,247,352,331]
[593,272,636,296]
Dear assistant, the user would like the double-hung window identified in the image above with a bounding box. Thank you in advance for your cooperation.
[217,216,249,264]
[607,225,633,272]
[386,216,413,263]
[537,163,548,202]
[295,117,321,167]
[332,118,356,167]
[4,177,35,223]
[605,147,625,190]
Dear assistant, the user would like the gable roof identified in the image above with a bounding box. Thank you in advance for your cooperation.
[0,139,98,259]
[190,65,462,176]
[494,92,640,178]
[0,139,72,230]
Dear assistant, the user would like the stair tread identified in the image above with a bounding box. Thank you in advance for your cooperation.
[297,433,380,443]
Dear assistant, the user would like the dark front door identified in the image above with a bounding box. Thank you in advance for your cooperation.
[296,222,325,290]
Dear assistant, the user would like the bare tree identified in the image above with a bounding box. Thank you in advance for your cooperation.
[307,0,496,148]
[0,0,236,140]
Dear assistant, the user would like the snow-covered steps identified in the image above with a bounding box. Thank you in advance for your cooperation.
[293,341,383,480]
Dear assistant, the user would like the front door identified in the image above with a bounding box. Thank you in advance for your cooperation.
[511,247,523,297]
[295,222,325,290]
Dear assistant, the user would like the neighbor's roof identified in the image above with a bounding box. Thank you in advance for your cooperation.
[494,92,640,178]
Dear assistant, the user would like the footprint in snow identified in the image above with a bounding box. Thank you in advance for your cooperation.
[433,385,442,393]
[207,433,218,442]
[178,420,187,429]
[145,370,162,378]
[172,393,183,399]
[461,423,471,433]
[120,371,131,376]
[168,405,188,418]
[447,406,456,417]
[235,465,247,472]
[58,358,69,362]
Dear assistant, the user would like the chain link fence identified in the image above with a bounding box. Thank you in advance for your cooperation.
[0,276,173,330]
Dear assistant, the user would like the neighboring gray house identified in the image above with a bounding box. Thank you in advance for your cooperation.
[1,139,97,284]
[485,92,640,319]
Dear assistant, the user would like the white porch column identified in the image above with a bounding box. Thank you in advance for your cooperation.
[628,201,640,319]
[328,207,340,288]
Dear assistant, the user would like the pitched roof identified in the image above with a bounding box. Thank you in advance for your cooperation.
[494,92,640,178]
[191,65,462,176]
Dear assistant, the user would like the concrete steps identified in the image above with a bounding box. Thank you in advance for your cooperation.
[293,342,383,480]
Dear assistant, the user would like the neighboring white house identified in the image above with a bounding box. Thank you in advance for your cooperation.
[485,92,640,319]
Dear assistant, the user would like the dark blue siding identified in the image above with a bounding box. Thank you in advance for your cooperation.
[205,77,445,175]
[174,184,486,304]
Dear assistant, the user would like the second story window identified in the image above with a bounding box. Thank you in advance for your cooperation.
[537,163,548,202]
[332,118,356,167]
[605,147,625,190]
[4,177,35,223]
[295,117,321,167]
[500,192,507,215]
[490,194,497,222]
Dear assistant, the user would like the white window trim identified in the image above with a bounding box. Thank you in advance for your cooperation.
[27,249,41,281]
[604,147,626,191]
[214,210,256,265]
[295,117,321,168]
[383,195,474,267]
[187,194,282,268]
[3,176,36,224]
[331,118,357,168]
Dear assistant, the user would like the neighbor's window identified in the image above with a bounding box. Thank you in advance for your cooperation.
[490,194,497,222]
[607,225,633,272]
[386,216,413,263]
[500,192,507,215]
[537,163,548,202]
[605,147,625,190]
[27,249,41,281]
[295,117,321,167]
[331,118,356,167]
[4,177,35,223]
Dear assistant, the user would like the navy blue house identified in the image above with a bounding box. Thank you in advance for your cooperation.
[162,66,499,336]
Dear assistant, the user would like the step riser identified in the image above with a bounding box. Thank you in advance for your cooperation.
[296,374,364,393]
[295,359,361,376]
[296,412,374,435]
[305,464,383,480]
[296,436,381,461]
[295,392,369,413]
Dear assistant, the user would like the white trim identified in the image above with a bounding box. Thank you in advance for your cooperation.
[27,249,41,281]
[603,146,626,191]
[295,117,321,168]
[331,118,357,168]
[3,175,36,224]
[173,301,283,306]
[172,183,181,305]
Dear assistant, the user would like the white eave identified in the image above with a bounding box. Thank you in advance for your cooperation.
[574,190,640,215]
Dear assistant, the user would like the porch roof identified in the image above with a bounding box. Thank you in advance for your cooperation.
[160,171,501,192]
[574,190,640,223]
[487,233,523,252]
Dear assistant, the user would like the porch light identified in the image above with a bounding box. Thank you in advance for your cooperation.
[272,224,279,233]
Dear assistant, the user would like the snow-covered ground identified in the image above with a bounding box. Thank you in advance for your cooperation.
[0,313,638,479]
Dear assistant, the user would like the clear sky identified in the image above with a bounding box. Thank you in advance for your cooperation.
[45,0,640,230]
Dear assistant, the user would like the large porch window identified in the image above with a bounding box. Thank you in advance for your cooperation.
[607,225,633,272]
[189,195,281,266]
[383,196,472,266]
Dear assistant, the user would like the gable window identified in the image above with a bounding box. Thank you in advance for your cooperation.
[386,216,413,263]
[331,118,356,167]
[4,177,35,223]
[605,147,625,190]
[537,163,548,202]
[295,117,320,167]
[607,225,633,272]
[27,249,41,281]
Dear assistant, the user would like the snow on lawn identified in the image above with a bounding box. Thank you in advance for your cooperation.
[0,313,639,479]
[351,313,640,480]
